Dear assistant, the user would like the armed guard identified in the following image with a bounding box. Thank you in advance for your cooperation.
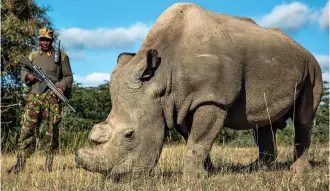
[7,28,73,173]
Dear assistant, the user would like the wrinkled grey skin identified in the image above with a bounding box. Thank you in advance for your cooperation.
[75,3,323,178]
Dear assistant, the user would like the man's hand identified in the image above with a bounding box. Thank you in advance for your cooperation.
[25,73,40,84]
[57,87,64,95]
[50,86,64,103]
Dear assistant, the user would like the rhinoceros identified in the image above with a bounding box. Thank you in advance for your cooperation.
[75,3,323,178]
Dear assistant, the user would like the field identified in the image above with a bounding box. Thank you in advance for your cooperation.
[1,144,329,191]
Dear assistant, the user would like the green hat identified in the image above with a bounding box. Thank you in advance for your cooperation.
[38,28,54,40]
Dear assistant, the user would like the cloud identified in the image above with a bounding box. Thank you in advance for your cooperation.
[74,72,110,87]
[315,54,329,82]
[59,22,150,50]
[68,51,87,61]
[319,1,329,30]
[257,2,312,31]
[322,71,329,82]
[315,54,329,71]
[309,11,321,23]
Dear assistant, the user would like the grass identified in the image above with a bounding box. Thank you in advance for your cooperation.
[1,144,329,191]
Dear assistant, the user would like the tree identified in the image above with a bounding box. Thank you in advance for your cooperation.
[316,81,329,124]
[58,81,113,152]
[1,0,54,152]
[60,81,112,132]
[313,81,329,143]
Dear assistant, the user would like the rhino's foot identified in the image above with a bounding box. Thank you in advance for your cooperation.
[182,168,209,182]
[204,155,215,173]
[248,157,278,172]
[182,149,211,180]
[290,158,312,172]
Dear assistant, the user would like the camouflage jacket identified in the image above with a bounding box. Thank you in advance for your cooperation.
[21,49,73,94]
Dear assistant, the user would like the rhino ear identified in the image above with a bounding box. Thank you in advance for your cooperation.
[140,49,161,80]
[116,53,136,69]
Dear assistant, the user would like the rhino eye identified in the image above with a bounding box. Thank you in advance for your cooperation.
[124,130,135,139]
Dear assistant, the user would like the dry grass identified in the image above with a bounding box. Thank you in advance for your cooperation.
[1,144,329,191]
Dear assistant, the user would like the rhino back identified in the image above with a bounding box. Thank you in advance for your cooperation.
[132,3,320,128]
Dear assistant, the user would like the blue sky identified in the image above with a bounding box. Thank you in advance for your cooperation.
[35,0,329,86]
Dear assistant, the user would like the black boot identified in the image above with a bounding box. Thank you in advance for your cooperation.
[7,154,25,174]
[45,155,54,172]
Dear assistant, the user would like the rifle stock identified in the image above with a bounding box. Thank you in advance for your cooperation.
[19,55,76,112]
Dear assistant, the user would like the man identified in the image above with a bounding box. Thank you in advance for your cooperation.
[7,28,73,174]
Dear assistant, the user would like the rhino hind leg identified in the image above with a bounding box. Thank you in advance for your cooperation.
[253,124,278,169]
[290,77,314,172]
[251,116,291,170]
[182,104,226,179]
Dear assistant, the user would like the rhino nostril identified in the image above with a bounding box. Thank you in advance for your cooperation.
[91,140,102,146]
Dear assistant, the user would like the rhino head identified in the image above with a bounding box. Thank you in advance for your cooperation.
[75,49,168,176]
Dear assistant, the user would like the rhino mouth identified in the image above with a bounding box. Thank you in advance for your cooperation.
[75,146,115,174]
[75,146,156,177]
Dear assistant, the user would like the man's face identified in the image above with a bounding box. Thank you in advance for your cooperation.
[39,38,53,51]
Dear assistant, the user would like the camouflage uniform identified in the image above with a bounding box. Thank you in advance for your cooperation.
[7,28,73,174]
[18,91,61,162]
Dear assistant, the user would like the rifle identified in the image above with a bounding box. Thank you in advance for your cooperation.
[19,55,76,112]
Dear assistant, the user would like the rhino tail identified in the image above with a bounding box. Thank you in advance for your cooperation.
[309,56,323,117]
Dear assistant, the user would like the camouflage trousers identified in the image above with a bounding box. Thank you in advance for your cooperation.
[17,90,62,159]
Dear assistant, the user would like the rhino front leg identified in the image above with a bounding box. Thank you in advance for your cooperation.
[183,105,226,179]
[176,119,215,173]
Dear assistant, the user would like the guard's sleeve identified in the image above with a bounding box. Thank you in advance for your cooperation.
[20,52,35,84]
[57,53,73,91]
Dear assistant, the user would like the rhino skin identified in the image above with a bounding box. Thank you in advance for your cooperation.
[75,3,323,178]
